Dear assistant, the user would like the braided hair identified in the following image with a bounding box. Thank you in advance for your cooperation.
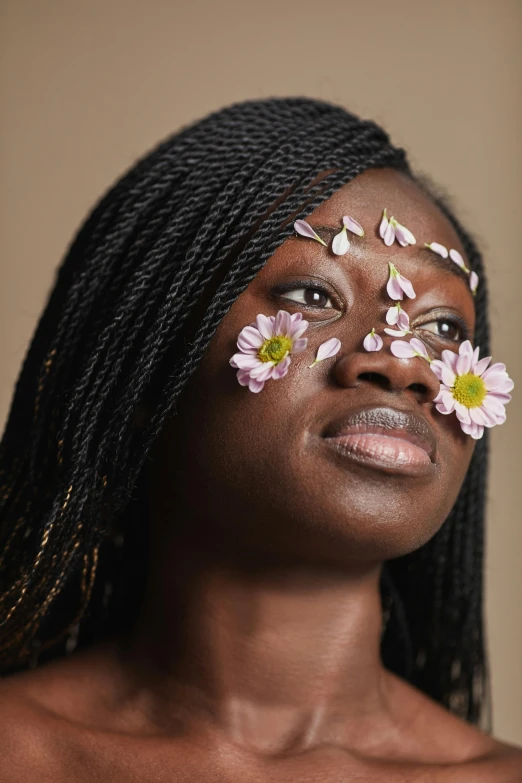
[0,97,489,727]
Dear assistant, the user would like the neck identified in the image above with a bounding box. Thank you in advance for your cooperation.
[122,532,391,753]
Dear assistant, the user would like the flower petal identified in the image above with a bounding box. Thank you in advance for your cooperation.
[397,310,410,330]
[255,313,275,340]
[394,222,416,245]
[384,327,410,337]
[456,350,472,376]
[449,248,467,269]
[316,337,342,362]
[271,355,292,379]
[473,356,492,376]
[363,331,383,352]
[294,219,327,247]
[469,270,479,294]
[410,338,429,359]
[386,304,400,325]
[343,215,365,237]
[332,228,350,256]
[390,340,416,358]
[292,337,308,353]
[274,309,291,336]
[248,376,265,393]
[237,325,264,352]
[236,369,251,386]
[425,242,448,259]
[397,272,416,299]
[379,208,388,239]
[383,220,396,246]
[230,352,261,370]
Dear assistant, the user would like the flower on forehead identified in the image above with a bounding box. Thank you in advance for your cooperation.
[469,270,479,295]
[308,337,341,368]
[332,215,365,256]
[390,337,431,362]
[430,340,513,439]
[230,310,309,393]
[391,218,416,247]
[449,249,470,274]
[379,209,415,247]
[387,262,416,300]
[294,220,327,247]
[425,242,449,259]
[363,329,383,352]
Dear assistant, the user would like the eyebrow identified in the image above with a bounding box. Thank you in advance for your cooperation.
[291,225,472,284]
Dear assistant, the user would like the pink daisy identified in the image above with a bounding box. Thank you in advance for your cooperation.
[230,310,309,393]
[430,340,514,439]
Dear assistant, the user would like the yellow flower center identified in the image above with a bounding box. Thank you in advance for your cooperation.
[258,336,292,363]
[452,372,487,408]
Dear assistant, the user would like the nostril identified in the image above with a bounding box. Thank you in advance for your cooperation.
[358,372,391,390]
[409,383,428,395]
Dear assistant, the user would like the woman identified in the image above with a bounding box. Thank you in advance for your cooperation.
[0,98,520,780]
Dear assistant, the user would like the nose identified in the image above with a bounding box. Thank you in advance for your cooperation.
[332,341,441,404]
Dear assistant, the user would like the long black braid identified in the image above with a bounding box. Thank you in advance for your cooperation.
[0,97,489,727]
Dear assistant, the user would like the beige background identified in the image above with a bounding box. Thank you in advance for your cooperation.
[1,0,521,744]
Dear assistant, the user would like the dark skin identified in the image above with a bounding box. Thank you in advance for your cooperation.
[1,169,521,782]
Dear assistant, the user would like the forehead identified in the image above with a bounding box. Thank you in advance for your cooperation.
[308,168,464,253]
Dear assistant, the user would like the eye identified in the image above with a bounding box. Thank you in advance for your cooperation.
[416,319,463,342]
[278,285,334,309]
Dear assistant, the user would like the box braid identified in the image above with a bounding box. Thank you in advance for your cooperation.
[0,97,489,727]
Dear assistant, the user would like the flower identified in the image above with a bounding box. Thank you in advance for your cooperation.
[386,303,410,330]
[449,248,470,273]
[392,218,416,247]
[390,337,431,362]
[230,310,309,393]
[332,227,350,256]
[308,337,341,367]
[294,220,327,247]
[425,242,448,259]
[387,262,416,300]
[378,209,415,246]
[469,270,479,295]
[363,329,383,352]
[343,215,365,237]
[430,340,514,439]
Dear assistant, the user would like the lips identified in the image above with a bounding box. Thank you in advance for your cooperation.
[322,406,437,475]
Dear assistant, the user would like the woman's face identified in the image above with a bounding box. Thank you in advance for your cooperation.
[150,168,477,566]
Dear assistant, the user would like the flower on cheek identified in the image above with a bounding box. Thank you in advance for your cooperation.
[308,337,341,368]
[386,262,416,300]
[430,340,514,439]
[294,220,327,247]
[230,310,309,393]
[363,329,383,352]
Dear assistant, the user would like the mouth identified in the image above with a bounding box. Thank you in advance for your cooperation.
[321,406,437,477]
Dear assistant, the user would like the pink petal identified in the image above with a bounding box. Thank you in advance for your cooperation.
[343,216,364,237]
[231,353,262,370]
[469,271,479,293]
[272,355,292,379]
[484,373,514,393]
[236,369,250,386]
[456,351,472,376]
[255,313,275,340]
[250,362,276,381]
[482,362,506,379]
[387,275,404,300]
[439,365,457,387]
[248,377,265,393]
[430,360,445,380]
[469,406,488,426]
[384,327,410,337]
[454,402,471,425]
[441,349,459,373]
[316,337,341,361]
[292,337,308,353]
[425,242,448,259]
[459,340,474,356]
[441,391,456,411]
[397,310,410,330]
[383,220,396,246]
[294,219,326,246]
[237,325,264,352]
[363,331,383,352]
[386,305,400,325]
[379,208,388,239]
[274,309,291,336]
[433,389,445,404]
[390,340,416,359]
[487,392,512,404]
[473,356,492,376]
[410,338,429,359]
[332,228,350,256]
[397,273,416,299]
[436,403,454,415]
[394,222,416,245]
[449,248,466,269]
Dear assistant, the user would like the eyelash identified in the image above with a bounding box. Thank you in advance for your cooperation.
[274,281,470,343]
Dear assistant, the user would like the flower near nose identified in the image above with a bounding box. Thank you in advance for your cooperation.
[390,338,431,362]
[363,329,383,352]
[430,340,514,439]
[387,263,416,300]
[230,310,309,393]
